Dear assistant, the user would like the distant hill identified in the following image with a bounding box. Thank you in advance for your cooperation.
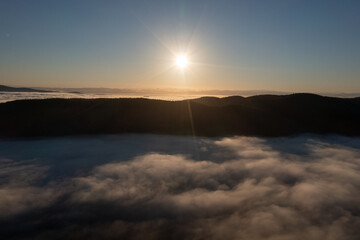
[0,93,359,138]
[0,84,55,92]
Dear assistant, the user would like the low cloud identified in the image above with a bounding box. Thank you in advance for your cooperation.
[1,135,360,239]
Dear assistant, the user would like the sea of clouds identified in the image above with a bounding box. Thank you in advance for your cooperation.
[1,134,360,239]
[0,91,205,103]
[0,92,139,103]
[2,90,359,104]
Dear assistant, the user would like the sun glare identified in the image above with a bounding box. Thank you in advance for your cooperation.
[175,55,188,69]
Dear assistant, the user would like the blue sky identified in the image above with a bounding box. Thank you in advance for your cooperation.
[1,0,359,92]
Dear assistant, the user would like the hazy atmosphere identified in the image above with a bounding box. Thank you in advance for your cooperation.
[1,0,360,92]
[1,1,360,239]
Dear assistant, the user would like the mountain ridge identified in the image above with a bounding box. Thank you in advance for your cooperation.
[0,93,359,138]
[0,84,55,93]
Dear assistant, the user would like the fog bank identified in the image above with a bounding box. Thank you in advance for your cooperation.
[0,135,360,239]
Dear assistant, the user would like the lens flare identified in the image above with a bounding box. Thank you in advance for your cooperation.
[175,55,188,69]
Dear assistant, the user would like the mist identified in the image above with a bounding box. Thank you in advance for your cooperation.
[2,89,360,104]
[1,135,360,239]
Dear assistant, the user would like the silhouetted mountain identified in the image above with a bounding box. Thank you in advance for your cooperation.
[192,96,246,106]
[0,93,359,138]
[0,84,55,92]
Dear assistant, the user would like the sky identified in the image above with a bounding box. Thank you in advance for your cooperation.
[1,0,360,93]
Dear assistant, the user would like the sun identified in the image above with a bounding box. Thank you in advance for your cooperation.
[175,55,189,69]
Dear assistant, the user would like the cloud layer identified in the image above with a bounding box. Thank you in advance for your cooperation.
[2,90,359,104]
[1,135,360,239]
[0,91,210,103]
